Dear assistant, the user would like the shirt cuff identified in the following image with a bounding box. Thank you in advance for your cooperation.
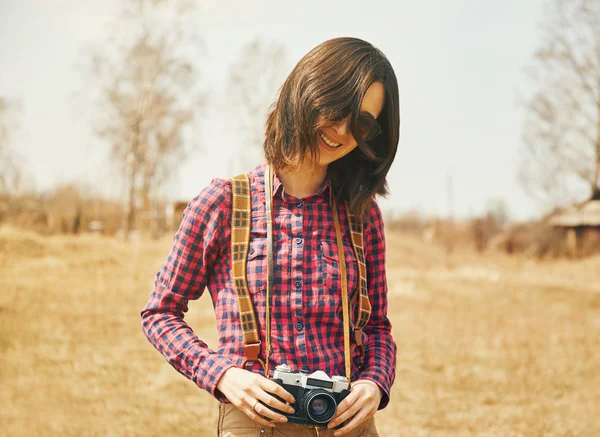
[196,355,238,402]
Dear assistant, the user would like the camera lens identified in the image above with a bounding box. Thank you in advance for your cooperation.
[311,398,328,415]
[304,390,336,424]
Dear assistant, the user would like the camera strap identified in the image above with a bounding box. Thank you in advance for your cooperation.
[264,163,275,378]
[331,202,353,380]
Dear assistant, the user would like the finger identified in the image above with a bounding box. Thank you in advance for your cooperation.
[255,389,296,416]
[332,411,368,437]
[331,390,359,420]
[261,379,296,405]
[242,405,277,428]
[253,399,290,424]
[236,395,277,428]
[327,395,360,429]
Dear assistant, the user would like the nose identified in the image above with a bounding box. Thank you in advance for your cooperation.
[331,119,350,137]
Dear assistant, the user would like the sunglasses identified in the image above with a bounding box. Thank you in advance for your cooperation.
[327,111,382,141]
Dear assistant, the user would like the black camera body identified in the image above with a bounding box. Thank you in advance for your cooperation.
[271,364,351,426]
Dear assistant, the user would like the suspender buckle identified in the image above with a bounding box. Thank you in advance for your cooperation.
[243,342,262,362]
[241,342,267,375]
[353,328,365,368]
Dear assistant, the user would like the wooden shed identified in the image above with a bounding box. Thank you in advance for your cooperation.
[549,200,600,256]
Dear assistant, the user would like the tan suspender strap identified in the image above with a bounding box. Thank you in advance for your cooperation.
[332,198,352,381]
[230,174,264,371]
[346,205,371,362]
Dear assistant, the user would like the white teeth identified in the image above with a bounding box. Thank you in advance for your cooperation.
[320,131,342,148]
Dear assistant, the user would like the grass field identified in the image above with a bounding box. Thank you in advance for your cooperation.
[1,226,599,436]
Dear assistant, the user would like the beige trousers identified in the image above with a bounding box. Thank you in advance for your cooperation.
[217,403,379,437]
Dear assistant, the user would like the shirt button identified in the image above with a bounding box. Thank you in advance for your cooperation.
[297,201,303,207]
[294,280,301,288]
[295,238,303,245]
[296,323,303,330]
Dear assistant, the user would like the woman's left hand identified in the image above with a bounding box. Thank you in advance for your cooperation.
[327,379,382,436]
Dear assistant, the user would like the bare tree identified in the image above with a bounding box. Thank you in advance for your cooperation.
[519,0,600,206]
[485,197,510,232]
[469,198,511,253]
[43,182,85,234]
[82,0,205,234]
[226,38,288,173]
[0,97,23,195]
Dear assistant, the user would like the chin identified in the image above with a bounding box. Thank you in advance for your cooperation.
[314,149,341,167]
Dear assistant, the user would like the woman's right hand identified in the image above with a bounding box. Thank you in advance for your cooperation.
[216,367,296,428]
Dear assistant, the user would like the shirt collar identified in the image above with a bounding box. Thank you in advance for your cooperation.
[252,160,333,206]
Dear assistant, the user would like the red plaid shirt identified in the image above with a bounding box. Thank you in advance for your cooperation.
[141,161,397,409]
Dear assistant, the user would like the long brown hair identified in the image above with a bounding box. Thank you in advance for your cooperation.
[264,37,400,220]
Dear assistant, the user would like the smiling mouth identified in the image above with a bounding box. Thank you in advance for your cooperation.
[319,131,342,148]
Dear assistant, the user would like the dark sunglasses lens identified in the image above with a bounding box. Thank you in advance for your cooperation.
[358,116,381,140]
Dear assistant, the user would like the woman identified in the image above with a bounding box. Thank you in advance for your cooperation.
[141,37,399,437]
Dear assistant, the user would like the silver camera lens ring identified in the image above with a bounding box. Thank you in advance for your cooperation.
[304,390,337,424]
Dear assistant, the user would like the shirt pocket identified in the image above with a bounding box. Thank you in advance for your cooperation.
[318,239,359,295]
[246,238,268,295]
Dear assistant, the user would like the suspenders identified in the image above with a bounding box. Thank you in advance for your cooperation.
[229,167,371,381]
[230,174,264,371]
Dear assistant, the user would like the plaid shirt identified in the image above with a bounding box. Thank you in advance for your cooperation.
[141,161,397,409]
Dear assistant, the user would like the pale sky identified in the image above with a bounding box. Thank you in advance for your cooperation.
[0,0,549,220]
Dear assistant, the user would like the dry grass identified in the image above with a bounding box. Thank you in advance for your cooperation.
[1,226,599,436]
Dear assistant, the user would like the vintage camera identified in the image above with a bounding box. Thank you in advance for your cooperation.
[271,364,351,426]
